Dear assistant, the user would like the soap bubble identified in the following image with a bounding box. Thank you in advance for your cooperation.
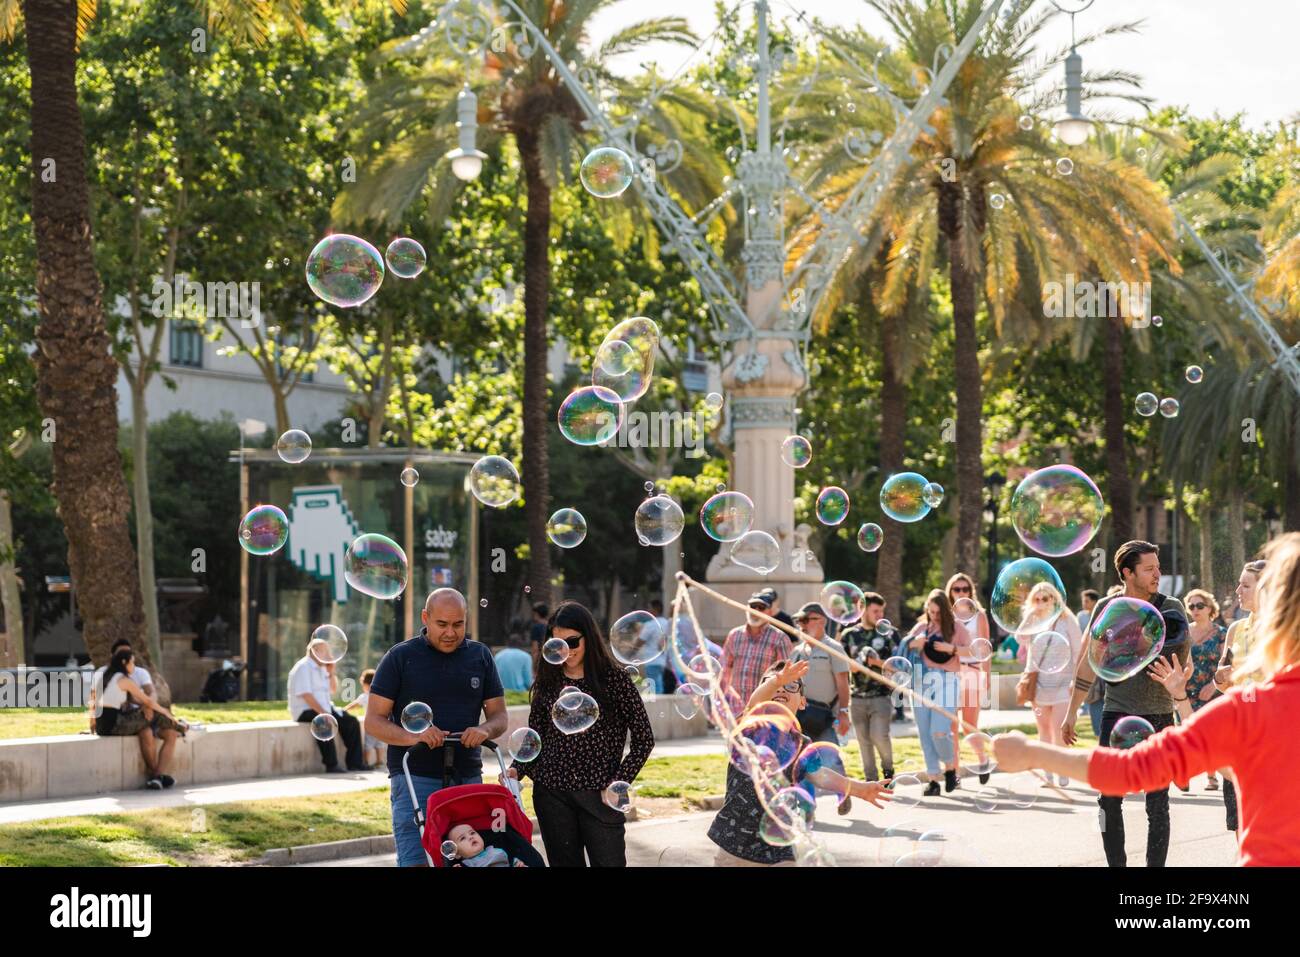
[635,495,685,545]
[705,392,724,410]
[507,727,542,762]
[309,624,348,664]
[700,491,755,542]
[399,467,419,488]
[557,386,623,446]
[1028,630,1072,674]
[1159,397,1180,418]
[480,598,488,607]
[795,741,849,801]
[560,685,580,697]
[580,147,634,198]
[1135,392,1159,417]
[968,638,993,662]
[876,820,925,863]
[552,690,600,734]
[887,776,923,811]
[1087,597,1165,681]
[759,787,815,846]
[897,829,988,867]
[857,522,884,552]
[880,472,932,522]
[310,713,338,742]
[400,701,432,734]
[953,597,979,623]
[883,656,912,682]
[962,732,995,775]
[728,704,802,775]
[990,557,1066,634]
[780,435,813,468]
[1110,715,1156,750]
[1018,115,1033,131]
[1009,464,1105,557]
[1152,314,1163,327]
[591,317,659,402]
[469,455,521,507]
[609,610,665,666]
[344,533,409,600]
[673,683,704,719]
[603,780,635,813]
[730,530,782,574]
[815,486,851,525]
[546,508,588,548]
[305,233,384,307]
[384,237,426,278]
[1055,157,1073,175]
[238,505,289,556]
[820,581,865,626]
[989,193,1006,209]
[1185,365,1203,384]
[542,636,571,665]
[440,840,457,859]
[276,429,312,464]
[922,482,945,508]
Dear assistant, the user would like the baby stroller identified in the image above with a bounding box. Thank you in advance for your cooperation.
[403,732,546,868]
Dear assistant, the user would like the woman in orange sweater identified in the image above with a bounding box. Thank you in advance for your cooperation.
[992,532,1300,866]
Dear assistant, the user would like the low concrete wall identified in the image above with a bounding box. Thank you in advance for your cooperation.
[1,699,709,804]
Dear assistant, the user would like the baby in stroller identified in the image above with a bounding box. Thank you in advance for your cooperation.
[443,823,530,867]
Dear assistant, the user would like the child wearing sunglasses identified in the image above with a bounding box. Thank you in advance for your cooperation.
[707,659,893,866]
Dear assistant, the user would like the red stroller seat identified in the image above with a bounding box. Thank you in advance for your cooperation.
[421,783,542,868]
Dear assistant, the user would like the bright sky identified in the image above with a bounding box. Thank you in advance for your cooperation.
[589,0,1299,129]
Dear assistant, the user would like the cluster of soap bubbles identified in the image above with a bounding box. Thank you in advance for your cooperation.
[305,234,428,308]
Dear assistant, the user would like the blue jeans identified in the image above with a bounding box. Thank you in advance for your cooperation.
[914,670,959,776]
[390,772,483,866]
[1087,698,1105,738]
[644,663,665,693]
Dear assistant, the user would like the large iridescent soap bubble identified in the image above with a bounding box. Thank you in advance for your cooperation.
[699,490,755,542]
[507,727,542,763]
[794,741,849,801]
[880,472,932,523]
[557,386,623,445]
[591,317,659,402]
[728,704,802,775]
[305,233,384,307]
[552,690,600,734]
[990,557,1066,634]
[344,532,409,599]
[1087,597,1165,681]
[730,530,781,575]
[239,505,288,556]
[385,237,426,278]
[635,494,684,545]
[815,487,850,526]
[759,787,816,847]
[609,610,665,666]
[821,581,864,626]
[1009,464,1105,557]
[546,508,587,548]
[579,146,634,198]
[780,435,812,468]
[469,455,520,507]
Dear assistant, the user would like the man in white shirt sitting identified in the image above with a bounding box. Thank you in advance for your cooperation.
[288,637,365,772]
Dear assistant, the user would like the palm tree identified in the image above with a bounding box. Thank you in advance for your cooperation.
[335,1,696,605]
[808,0,1172,572]
[2,0,404,669]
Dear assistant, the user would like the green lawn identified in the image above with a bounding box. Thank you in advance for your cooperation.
[1,692,534,740]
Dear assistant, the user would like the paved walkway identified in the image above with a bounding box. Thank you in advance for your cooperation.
[0,707,1048,826]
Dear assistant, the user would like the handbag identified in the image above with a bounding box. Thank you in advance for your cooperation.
[1016,669,1038,707]
[796,698,836,738]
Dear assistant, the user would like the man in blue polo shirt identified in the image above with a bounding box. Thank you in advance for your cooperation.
[366,587,508,866]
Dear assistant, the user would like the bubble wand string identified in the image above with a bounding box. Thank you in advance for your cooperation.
[674,572,1072,802]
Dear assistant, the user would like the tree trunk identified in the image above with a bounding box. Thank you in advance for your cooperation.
[130,384,163,669]
[1286,414,1300,532]
[1102,315,1133,544]
[1229,486,1246,574]
[368,317,394,449]
[272,388,291,439]
[0,488,23,668]
[1198,511,1214,594]
[24,0,145,669]
[516,126,553,607]
[877,308,907,622]
[938,185,984,574]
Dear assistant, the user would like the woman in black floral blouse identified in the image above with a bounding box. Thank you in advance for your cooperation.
[504,601,654,866]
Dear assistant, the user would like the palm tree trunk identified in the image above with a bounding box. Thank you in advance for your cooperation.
[1103,316,1133,544]
[0,488,23,668]
[131,383,163,669]
[938,186,983,574]
[24,0,145,668]
[1198,511,1214,593]
[1229,486,1246,574]
[516,126,553,607]
[1286,412,1300,532]
[877,309,907,622]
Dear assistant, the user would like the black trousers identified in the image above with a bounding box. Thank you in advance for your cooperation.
[1223,778,1239,831]
[296,708,364,770]
[1097,710,1176,867]
[532,782,627,867]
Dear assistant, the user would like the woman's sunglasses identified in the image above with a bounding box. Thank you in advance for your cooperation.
[1187,602,1207,611]
[549,635,583,649]
[779,680,805,693]
[951,585,972,594]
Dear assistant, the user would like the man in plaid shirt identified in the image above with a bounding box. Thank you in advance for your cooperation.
[720,592,795,706]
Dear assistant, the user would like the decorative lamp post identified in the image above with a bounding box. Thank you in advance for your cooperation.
[445,83,488,181]
[1049,1,1095,145]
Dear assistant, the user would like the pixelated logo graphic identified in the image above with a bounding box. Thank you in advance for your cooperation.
[286,485,361,603]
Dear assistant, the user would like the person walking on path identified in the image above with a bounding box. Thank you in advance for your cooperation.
[900,589,970,796]
[504,601,654,867]
[365,588,508,867]
[1015,582,1083,786]
[840,592,899,784]
[1212,560,1266,830]
[948,573,990,783]
[1183,588,1227,790]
